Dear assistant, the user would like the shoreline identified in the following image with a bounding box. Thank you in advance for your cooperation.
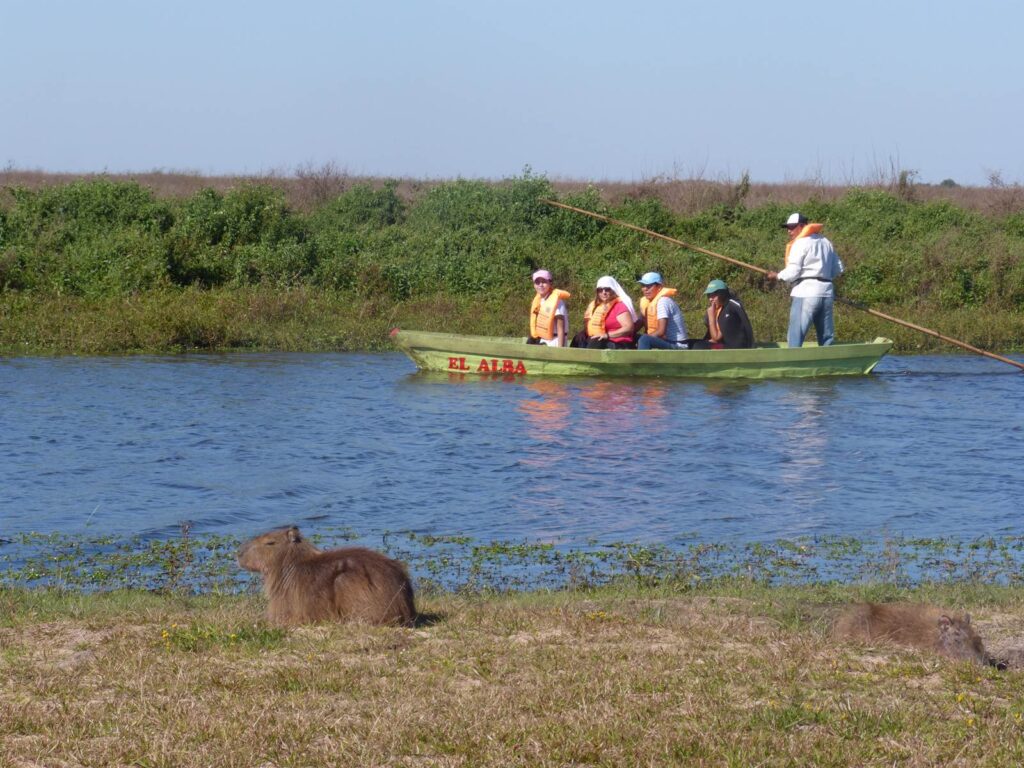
[2,176,1023,358]
[5,530,1024,595]
[3,287,1022,357]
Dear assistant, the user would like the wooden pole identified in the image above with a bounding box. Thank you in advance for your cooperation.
[543,199,770,275]
[833,297,1024,371]
[541,198,1024,372]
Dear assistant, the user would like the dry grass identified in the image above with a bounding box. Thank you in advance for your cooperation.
[3,167,1023,218]
[2,587,1024,766]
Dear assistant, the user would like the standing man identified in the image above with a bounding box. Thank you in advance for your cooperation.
[767,212,845,348]
[635,272,688,350]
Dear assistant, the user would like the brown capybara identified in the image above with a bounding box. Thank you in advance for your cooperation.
[237,526,416,627]
[832,602,994,666]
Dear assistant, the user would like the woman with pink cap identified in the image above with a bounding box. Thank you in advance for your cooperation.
[527,269,571,347]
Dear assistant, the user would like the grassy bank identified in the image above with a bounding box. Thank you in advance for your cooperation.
[2,583,1024,766]
[4,286,1024,356]
[4,532,1024,764]
[2,174,1024,356]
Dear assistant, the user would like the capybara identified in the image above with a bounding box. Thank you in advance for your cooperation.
[237,526,416,626]
[832,602,994,666]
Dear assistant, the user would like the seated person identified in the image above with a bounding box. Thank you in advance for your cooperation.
[526,269,570,346]
[635,272,688,350]
[690,279,754,349]
[582,275,638,349]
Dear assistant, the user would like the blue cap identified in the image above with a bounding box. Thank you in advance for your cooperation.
[704,279,728,294]
[637,272,663,286]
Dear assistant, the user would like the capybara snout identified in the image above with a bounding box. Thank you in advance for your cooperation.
[833,602,991,666]
[238,526,416,627]
[237,525,302,574]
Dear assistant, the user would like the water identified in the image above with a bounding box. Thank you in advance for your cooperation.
[2,352,1022,550]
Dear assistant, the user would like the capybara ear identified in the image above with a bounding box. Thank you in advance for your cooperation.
[287,526,302,543]
[964,613,972,625]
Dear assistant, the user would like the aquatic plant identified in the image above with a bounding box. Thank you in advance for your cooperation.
[4,529,1024,595]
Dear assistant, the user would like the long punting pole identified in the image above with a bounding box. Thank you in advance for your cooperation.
[542,198,1024,372]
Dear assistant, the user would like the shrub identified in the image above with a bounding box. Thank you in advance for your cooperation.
[52,227,171,297]
[310,182,405,231]
[311,231,363,291]
[230,242,317,287]
[409,180,508,233]
[3,180,172,242]
[218,185,302,246]
[540,186,607,242]
[409,173,556,236]
[1002,213,1024,240]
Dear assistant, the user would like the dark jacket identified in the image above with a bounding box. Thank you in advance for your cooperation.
[704,296,754,348]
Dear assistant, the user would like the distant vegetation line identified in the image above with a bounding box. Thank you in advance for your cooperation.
[1,169,1023,355]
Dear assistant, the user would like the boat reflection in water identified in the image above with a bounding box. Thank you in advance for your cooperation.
[769,382,843,536]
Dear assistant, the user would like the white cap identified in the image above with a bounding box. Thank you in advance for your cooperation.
[782,212,808,228]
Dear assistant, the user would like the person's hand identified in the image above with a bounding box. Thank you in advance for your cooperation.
[766,271,778,281]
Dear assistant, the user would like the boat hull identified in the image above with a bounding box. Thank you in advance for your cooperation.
[392,331,893,379]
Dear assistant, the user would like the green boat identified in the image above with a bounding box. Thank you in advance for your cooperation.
[391,330,893,379]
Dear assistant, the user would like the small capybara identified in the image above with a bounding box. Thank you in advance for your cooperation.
[833,602,994,666]
[237,526,416,626]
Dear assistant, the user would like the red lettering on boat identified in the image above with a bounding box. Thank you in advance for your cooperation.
[475,358,528,375]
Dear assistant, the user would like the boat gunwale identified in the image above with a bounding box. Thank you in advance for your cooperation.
[392,330,893,378]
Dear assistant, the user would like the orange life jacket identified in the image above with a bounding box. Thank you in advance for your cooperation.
[783,223,824,266]
[639,287,677,334]
[530,289,571,340]
[585,299,616,336]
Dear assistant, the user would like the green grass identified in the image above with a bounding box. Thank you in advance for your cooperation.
[2,284,1023,356]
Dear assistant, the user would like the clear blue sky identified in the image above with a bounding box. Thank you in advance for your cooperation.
[3,0,1021,186]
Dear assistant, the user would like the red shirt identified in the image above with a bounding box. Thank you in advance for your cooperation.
[603,301,634,343]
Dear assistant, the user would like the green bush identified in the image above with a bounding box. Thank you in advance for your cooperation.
[3,180,172,243]
[409,173,554,233]
[1,177,1022,329]
[539,186,607,243]
[1002,213,1024,240]
[310,182,405,231]
[311,231,364,291]
[52,227,171,297]
[231,241,317,287]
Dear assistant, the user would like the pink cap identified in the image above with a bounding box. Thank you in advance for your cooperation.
[531,269,553,282]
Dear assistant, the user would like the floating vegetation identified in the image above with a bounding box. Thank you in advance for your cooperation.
[3,527,1024,594]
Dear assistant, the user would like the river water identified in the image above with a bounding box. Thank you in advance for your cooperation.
[3,351,1022,552]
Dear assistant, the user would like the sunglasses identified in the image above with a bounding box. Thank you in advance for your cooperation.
[533,278,551,284]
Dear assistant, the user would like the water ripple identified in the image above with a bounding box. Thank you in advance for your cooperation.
[1,352,1022,546]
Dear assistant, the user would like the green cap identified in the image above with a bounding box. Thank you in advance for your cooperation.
[704,279,728,295]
